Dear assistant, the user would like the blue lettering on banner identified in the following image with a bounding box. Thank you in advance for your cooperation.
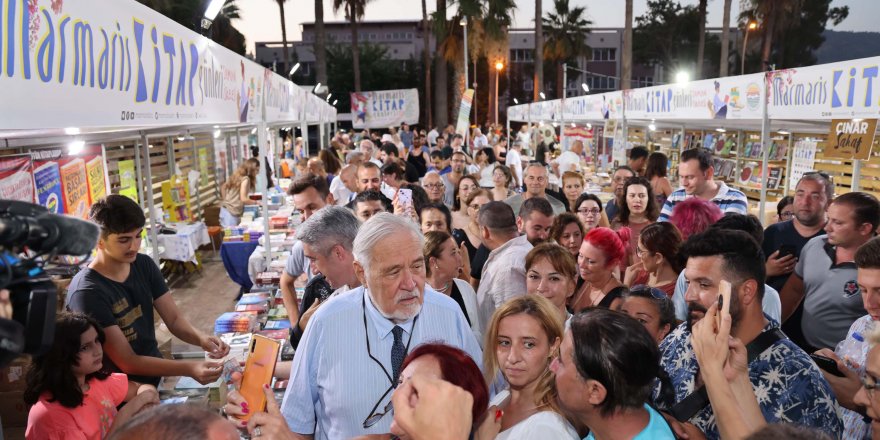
[831,66,880,109]
[772,75,828,107]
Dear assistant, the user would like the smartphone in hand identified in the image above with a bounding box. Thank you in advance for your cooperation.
[397,188,413,208]
[810,354,845,377]
[717,280,731,329]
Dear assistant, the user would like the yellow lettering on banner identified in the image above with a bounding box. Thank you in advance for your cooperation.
[111,297,130,314]
[116,305,143,328]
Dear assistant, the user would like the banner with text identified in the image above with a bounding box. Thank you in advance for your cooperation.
[455,89,475,136]
[0,0,336,130]
[351,88,419,129]
[0,156,35,203]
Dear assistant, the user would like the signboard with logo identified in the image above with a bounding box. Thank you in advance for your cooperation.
[826,119,877,159]
[350,88,419,129]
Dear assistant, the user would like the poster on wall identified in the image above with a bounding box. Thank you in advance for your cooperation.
[788,139,818,189]
[118,160,139,202]
[32,146,108,218]
[0,156,35,203]
[60,160,90,219]
[33,161,65,213]
[350,89,420,129]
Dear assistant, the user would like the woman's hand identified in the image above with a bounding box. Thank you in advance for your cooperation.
[473,406,503,440]
[223,372,250,428]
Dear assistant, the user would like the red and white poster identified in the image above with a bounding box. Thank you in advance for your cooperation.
[0,156,35,202]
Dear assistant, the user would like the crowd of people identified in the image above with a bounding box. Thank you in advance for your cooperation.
[22,121,880,440]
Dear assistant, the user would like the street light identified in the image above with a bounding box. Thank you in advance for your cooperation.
[201,0,224,30]
[494,60,504,124]
[675,71,690,85]
[742,21,758,75]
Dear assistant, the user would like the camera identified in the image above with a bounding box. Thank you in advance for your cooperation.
[0,200,100,367]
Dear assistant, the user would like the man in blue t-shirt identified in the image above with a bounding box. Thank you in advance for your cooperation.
[67,195,229,386]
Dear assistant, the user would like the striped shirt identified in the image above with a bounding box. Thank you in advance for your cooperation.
[280,286,482,439]
[657,181,748,222]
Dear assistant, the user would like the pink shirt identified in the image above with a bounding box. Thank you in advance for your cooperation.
[26,373,128,440]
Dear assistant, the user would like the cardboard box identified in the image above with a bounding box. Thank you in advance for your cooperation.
[0,390,28,428]
[0,356,30,393]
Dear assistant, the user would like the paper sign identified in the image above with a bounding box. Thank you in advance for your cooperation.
[118,160,138,202]
[826,119,877,159]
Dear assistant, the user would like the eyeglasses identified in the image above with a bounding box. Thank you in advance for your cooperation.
[578,208,601,215]
[631,284,668,300]
[862,375,880,399]
[636,247,652,257]
[364,385,395,428]
[424,183,445,189]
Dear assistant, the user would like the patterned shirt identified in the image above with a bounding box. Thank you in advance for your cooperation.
[653,319,843,440]
[657,181,748,222]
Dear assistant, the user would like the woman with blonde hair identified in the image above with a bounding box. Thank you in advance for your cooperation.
[561,171,586,213]
[477,295,578,440]
[219,158,260,227]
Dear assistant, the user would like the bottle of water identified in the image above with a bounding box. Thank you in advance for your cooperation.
[835,332,866,372]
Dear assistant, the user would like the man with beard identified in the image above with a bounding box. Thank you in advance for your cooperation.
[653,229,842,440]
[279,213,481,439]
[762,172,831,347]
[780,191,880,353]
[517,197,554,246]
[671,214,782,323]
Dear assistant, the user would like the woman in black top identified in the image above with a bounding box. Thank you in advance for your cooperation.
[406,135,429,177]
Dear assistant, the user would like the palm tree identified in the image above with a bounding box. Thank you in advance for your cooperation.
[543,0,591,98]
[422,0,433,128]
[720,0,732,76]
[621,0,632,89]
[333,0,372,92]
[696,0,707,78]
[275,0,291,71]
[314,0,328,86]
[483,0,516,123]
[433,0,449,127]
[534,0,543,101]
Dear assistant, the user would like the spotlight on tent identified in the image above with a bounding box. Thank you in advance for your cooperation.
[513,98,519,104]
[716,128,727,133]
[213,129,222,139]
[675,71,690,86]
[648,123,656,131]
[539,92,546,100]
[68,140,85,155]
[581,83,589,93]
[289,63,300,76]
[201,0,224,30]
[64,127,80,135]
[251,128,257,134]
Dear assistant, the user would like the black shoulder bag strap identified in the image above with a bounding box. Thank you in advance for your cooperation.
[669,328,786,422]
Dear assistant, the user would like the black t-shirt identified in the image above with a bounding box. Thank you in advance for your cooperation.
[407,150,428,178]
[448,282,471,327]
[66,254,168,386]
[290,274,333,349]
[403,161,421,183]
[762,220,826,292]
[470,244,491,280]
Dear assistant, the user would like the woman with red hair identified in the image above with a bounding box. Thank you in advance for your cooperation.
[389,343,489,440]
[570,227,631,312]
[668,197,723,240]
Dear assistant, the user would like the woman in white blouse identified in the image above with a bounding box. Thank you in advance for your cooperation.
[476,295,578,440]
[423,231,481,341]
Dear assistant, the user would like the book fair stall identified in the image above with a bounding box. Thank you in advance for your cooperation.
[0,0,335,433]
[507,56,880,223]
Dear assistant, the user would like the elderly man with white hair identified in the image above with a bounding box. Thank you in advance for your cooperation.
[279,213,482,439]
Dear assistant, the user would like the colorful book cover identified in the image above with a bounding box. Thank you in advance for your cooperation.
[60,159,90,219]
[33,161,65,213]
[0,156,35,203]
[117,160,138,201]
[86,156,107,203]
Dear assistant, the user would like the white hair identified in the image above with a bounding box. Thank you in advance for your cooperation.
[353,212,423,274]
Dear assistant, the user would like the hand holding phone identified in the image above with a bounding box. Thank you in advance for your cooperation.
[716,280,732,330]
[397,188,413,208]
[236,335,281,421]
[810,354,845,377]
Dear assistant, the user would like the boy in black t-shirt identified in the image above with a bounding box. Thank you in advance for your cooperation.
[67,195,229,386]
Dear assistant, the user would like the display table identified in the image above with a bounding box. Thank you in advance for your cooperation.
[220,241,260,293]
[156,222,211,264]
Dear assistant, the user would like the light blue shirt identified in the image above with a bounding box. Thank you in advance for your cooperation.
[584,404,675,439]
[280,286,483,439]
[672,271,781,322]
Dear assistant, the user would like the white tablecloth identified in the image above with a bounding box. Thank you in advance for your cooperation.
[157,222,210,264]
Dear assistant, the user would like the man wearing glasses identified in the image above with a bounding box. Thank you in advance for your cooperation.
[814,237,880,440]
[422,171,453,206]
[279,213,481,439]
[761,172,830,347]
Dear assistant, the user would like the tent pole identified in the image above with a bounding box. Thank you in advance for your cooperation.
[783,134,794,194]
[140,132,160,264]
[134,139,144,210]
[852,158,862,192]
[759,72,770,223]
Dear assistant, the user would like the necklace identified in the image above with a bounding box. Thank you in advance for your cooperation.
[436,282,451,293]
